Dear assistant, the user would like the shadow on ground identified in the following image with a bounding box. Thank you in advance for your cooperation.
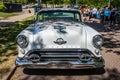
[0,22,13,26]
[89,68,120,80]
[0,20,32,55]
[0,19,33,80]
[21,68,120,80]
[85,22,120,32]
[0,20,32,63]
[23,68,105,76]
[22,68,120,80]
[103,36,120,49]
[86,22,120,55]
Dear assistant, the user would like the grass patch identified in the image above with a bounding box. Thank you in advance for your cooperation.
[0,12,18,19]
[0,16,33,79]
[0,16,33,55]
[0,55,17,79]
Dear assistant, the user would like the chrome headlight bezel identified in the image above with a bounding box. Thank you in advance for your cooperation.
[16,35,28,48]
[93,35,103,48]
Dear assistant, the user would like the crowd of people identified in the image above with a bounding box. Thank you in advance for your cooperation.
[79,6,118,26]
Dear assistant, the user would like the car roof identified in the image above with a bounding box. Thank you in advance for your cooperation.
[39,8,80,12]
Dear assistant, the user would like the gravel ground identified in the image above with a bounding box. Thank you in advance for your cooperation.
[10,21,120,80]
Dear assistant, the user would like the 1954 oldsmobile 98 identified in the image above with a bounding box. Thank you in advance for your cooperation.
[15,8,104,69]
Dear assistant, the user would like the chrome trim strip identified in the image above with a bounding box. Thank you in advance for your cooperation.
[23,48,97,58]
[15,57,104,68]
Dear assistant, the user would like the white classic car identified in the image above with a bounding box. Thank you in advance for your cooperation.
[15,8,104,69]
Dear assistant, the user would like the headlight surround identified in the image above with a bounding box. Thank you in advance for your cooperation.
[16,35,28,48]
[93,35,103,48]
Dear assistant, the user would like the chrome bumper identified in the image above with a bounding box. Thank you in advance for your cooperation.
[15,58,105,69]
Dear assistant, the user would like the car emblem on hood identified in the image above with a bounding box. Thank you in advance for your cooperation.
[54,38,67,45]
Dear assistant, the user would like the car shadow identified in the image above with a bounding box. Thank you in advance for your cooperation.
[23,68,105,76]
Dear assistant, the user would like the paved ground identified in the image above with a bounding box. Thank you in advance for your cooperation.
[0,8,34,26]
[10,21,120,80]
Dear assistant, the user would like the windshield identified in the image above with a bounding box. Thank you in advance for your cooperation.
[37,10,81,22]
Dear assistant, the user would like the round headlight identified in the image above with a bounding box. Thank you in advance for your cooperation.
[93,35,103,48]
[16,35,28,48]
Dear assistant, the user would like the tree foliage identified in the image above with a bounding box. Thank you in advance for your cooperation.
[0,2,7,11]
[3,0,36,4]
[41,0,120,8]
[2,0,120,8]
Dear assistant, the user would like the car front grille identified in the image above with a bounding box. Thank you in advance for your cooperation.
[27,50,92,62]
[40,53,80,62]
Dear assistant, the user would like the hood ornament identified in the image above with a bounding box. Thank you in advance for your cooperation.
[54,38,67,45]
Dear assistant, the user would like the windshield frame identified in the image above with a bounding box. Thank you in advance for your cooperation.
[36,10,82,23]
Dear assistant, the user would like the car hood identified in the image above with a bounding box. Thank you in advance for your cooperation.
[32,21,87,49]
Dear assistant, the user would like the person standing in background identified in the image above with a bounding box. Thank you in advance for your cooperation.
[100,6,105,23]
[96,8,101,19]
[85,6,91,22]
[103,6,111,26]
[110,5,117,25]
[92,7,97,18]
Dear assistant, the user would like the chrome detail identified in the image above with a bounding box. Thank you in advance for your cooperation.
[40,53,80,62]
[16,49,104,68]
[24,49,94,59]
[15,57,105,68]
[93,35,103,48]
[16,35,28,48]
[23,49,99,59]
[95,49,100,55]
[80,53,91,62]
[29,54,40,63]
[19,49,25,54]
[54,38,67,45]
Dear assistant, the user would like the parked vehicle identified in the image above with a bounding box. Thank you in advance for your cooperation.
[15,8,104,69]
[22,5,28,9]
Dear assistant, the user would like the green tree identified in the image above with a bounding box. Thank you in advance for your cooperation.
[3,0,36,4]
[3,0,120,9]
[0,2,7,11]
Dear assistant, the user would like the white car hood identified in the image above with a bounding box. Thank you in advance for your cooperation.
[33,21,86,49]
